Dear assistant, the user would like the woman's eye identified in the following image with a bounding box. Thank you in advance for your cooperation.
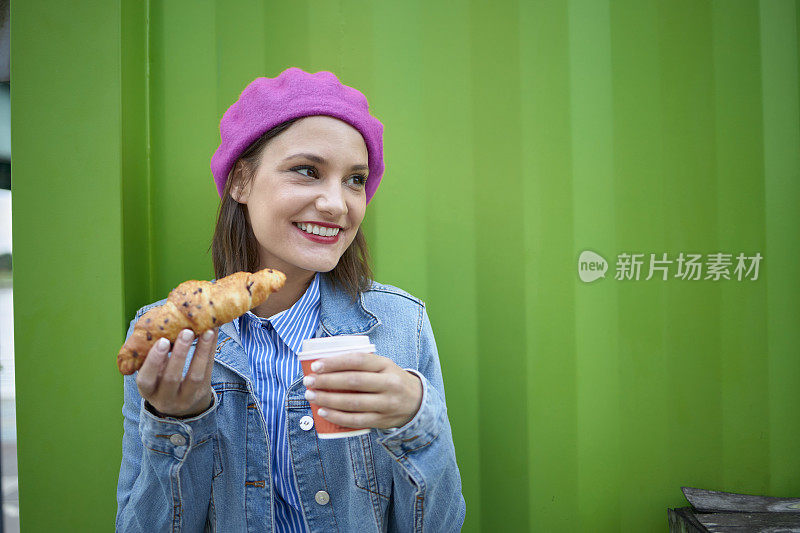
[348,174,367,187]
[291,165,317,178]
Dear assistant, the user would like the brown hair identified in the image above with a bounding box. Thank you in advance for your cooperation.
[209,118,373,300]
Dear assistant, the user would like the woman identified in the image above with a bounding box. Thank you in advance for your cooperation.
[116,67,465,532]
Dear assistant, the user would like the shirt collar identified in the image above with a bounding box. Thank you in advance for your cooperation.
[220,271,381,354]
[269,272,320,352]
[238,272,321,354]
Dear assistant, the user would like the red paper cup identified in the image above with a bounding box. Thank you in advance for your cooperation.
[299,335,375,439]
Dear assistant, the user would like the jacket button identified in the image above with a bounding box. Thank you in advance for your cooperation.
[299,415,314,431]
[169,434,186,446]
[314,490,330,505]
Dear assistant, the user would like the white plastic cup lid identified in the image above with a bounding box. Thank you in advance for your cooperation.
[298,335,374,358]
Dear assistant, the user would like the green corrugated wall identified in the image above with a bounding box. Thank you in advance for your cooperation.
[11,0,799,530]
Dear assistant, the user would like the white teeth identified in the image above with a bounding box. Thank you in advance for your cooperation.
[296,223,339,237]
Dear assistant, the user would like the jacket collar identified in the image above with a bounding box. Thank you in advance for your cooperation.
[216,273,380,379]
[317,273,380,337]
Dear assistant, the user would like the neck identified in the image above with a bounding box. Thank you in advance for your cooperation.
[252,269,316,318]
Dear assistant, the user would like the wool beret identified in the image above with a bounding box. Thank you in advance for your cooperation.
[211,67,385,203]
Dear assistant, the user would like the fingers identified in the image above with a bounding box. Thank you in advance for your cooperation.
[315,408,382,429]
[136,337,169,398]
[136,328,219,418]
[305,364,423,429]
[307,390,390,413]
[303,371,388,393]
[177,328,217,407]
[310,352,387,374]
[160,329,194,394]
[182,328,217,390]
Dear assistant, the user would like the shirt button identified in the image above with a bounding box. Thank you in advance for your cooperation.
[169,434,186,446]
[299,415,314,431]
[314,490,330,505]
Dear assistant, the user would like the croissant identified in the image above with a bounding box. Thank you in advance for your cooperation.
[117,268,286,375]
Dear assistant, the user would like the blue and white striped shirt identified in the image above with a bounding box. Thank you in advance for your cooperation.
[235,272,320,532]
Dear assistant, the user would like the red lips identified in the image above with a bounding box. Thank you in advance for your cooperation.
[293,223,341,244]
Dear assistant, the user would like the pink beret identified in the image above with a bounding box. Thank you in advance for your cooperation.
[210,67,385,203]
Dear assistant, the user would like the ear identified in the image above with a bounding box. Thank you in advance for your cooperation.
[230,181,247,203]
[229,162,250,203]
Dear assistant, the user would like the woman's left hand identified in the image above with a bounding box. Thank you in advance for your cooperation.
[303,352,423,429]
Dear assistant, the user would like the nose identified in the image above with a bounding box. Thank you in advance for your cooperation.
[315,180,347,218]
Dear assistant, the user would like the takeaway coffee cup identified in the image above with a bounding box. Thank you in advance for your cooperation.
[298,335,375,439]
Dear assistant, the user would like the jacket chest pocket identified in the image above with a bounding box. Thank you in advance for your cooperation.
[212,435,224,479]
[348,434,391,499]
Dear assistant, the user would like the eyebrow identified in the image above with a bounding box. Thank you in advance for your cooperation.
[282,153,368,172]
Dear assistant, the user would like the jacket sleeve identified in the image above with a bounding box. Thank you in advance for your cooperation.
[115,310,219,532]
[375,305,467,532]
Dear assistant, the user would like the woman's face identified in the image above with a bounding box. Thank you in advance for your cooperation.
[232,115,369,279]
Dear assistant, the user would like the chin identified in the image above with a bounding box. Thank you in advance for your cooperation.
[314,261,340,273]
[296,257,340,274]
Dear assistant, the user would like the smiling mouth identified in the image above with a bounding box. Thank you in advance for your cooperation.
[293,222,341,237]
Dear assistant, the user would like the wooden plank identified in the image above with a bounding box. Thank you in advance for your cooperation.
[697,512,800,532]
[668,507,709,533]
[683,487,800,513]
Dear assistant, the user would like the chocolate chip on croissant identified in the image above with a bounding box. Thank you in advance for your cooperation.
[117,268,286,375]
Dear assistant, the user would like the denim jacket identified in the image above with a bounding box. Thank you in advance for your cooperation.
[115,274,466,532]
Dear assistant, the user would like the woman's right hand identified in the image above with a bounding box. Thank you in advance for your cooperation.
[136,327,218,418]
